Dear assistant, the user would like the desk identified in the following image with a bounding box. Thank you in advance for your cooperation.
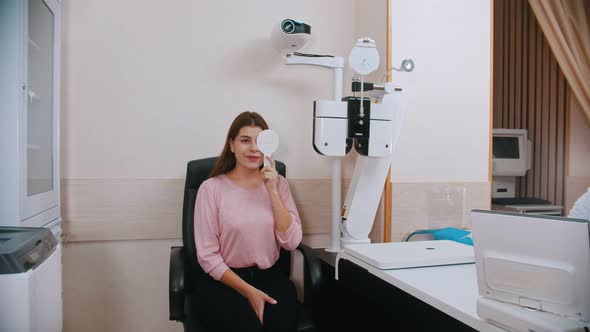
[336,249,503,331]
[311,248,504,332]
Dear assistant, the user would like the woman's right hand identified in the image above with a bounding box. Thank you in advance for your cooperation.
[245,286,277,324]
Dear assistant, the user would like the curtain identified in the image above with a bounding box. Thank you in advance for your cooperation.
[528,0,590,121]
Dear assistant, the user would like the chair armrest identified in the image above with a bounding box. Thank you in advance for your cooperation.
[296,243,323,303]
[169,246,186,322]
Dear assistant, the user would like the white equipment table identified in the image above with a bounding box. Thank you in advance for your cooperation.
[335,244,504,332]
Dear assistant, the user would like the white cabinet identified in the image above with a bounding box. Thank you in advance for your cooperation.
[1,0,61,233]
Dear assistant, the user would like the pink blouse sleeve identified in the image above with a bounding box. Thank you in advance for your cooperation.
[194,181,229,280]
[274,176,303,251]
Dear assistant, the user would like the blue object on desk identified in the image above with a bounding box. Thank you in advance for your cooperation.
[404,227,473,246]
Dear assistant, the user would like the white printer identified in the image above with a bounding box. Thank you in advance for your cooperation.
[0,226,62,332]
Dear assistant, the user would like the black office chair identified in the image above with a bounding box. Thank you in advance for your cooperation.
[169,157,322,332]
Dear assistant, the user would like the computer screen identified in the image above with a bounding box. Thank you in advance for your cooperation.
[493,137,520,159]
[471,209,590,322]
[492,128,529,176]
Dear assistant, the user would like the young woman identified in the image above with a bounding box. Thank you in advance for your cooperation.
[193,111,302,332]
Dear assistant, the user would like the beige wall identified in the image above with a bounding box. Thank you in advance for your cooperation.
[390,182,490,241]
[61,0,365,180]
[60,0,388,331]
[388,0,492,240]
[389,0,491,183]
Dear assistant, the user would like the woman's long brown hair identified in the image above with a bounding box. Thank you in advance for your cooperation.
[209,111,269,178]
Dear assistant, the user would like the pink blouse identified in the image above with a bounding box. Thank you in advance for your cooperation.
[194,174,303,280]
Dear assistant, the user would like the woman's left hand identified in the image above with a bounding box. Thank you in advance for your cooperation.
[261,156,279,194]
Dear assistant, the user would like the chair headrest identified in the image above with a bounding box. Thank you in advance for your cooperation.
[185,157,218,191]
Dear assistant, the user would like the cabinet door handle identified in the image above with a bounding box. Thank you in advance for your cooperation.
[28,88,37,103]
[21,83,37,103]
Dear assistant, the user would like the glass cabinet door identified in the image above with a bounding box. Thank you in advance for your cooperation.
[21,0,59,221]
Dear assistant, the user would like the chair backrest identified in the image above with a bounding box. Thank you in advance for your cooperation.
[181,157,289,288]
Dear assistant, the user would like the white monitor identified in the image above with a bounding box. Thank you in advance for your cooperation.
[492,128,530,177]
[471,209,590,324]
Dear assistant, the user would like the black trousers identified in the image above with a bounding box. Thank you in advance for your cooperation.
[193,264,297,332]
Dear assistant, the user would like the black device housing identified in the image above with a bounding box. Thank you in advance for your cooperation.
[281,19,311,34]
[344,96,371,156]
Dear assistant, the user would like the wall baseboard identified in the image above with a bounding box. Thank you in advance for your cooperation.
[61,178,347,242]
[390,182,491,242]
[61,179,184,242]
[62,178,487,244]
